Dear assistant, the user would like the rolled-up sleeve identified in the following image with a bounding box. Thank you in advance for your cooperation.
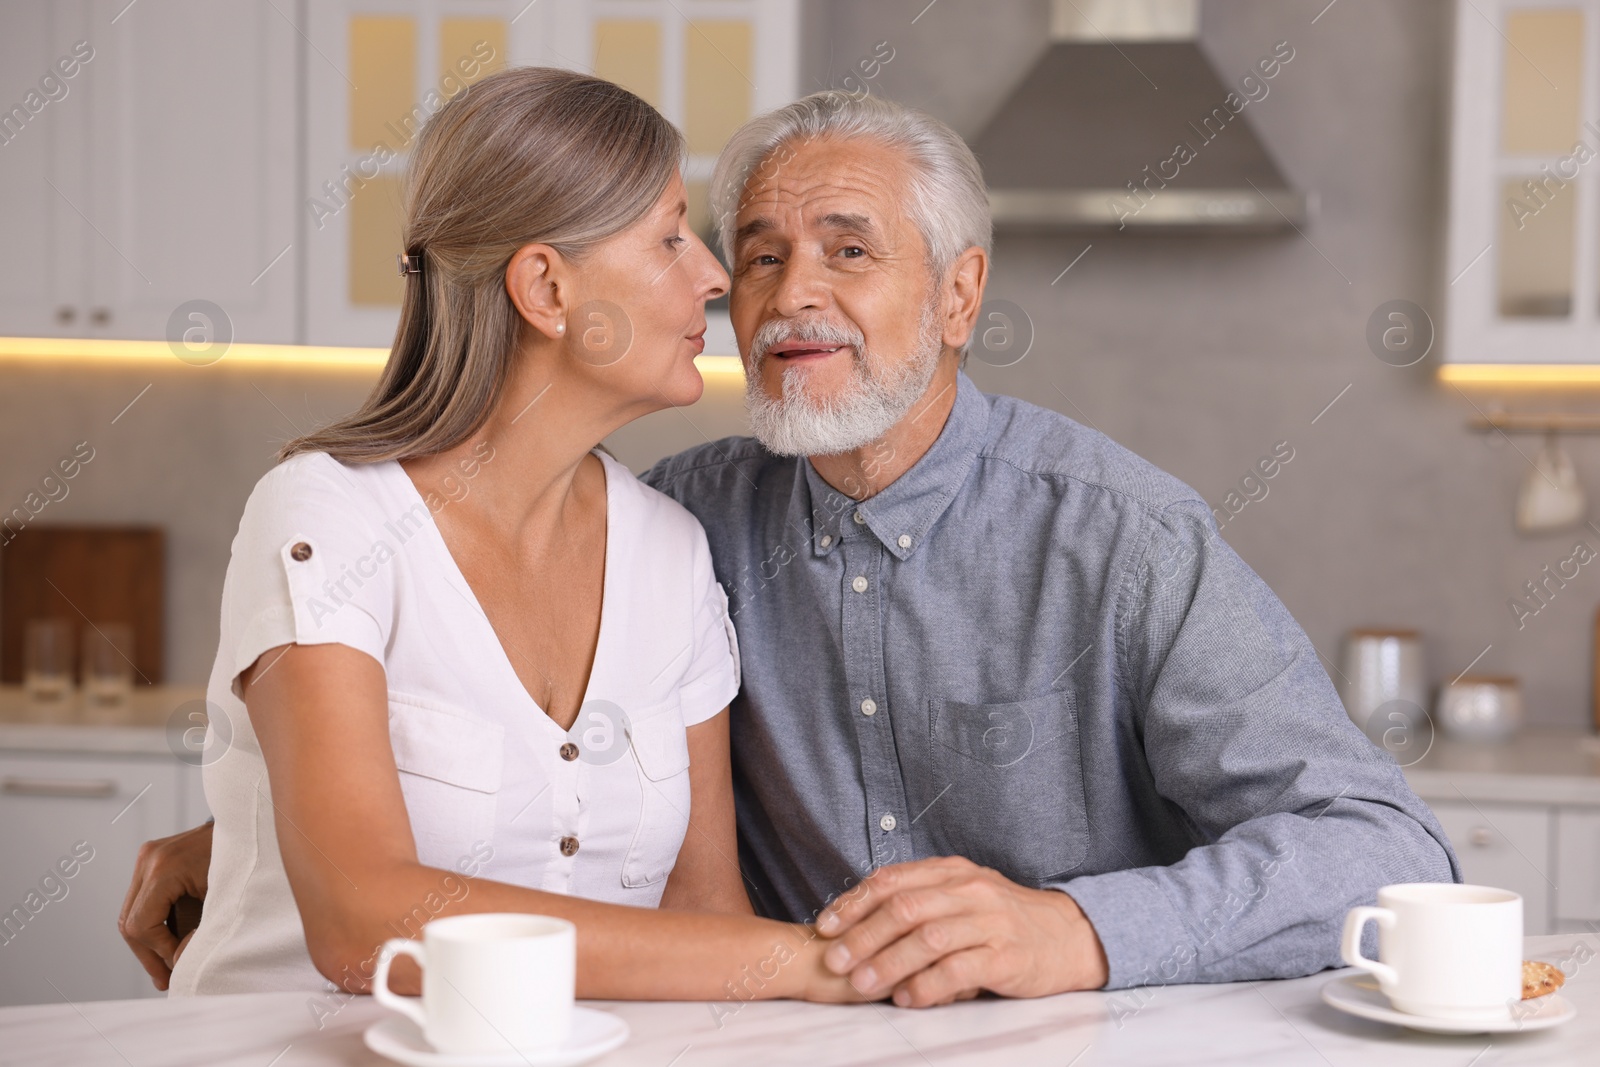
[1055,499,1460,990]
[222,459,394,698]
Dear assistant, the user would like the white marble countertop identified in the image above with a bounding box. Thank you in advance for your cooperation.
[0,684,206,756]
[0,935,1591,1066]
[1403,728,1600,806]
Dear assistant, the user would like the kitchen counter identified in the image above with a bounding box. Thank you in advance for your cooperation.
[0,935,1591,1066]
[0,683,206,756]
[1403,728,1600,805]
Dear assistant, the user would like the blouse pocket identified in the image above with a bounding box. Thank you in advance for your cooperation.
[621,695,692,888]
[387,691,504,868]
[928,689,1089,884]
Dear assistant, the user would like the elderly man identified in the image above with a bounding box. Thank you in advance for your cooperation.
[122,90,1457,1006]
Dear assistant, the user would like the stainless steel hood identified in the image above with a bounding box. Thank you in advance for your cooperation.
[969,0,1306,232]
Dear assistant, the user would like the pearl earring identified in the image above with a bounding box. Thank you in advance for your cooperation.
[556,323,565,334]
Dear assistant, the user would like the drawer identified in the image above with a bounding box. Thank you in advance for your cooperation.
[1555,809,1600,922]
[1425,800,1553,934]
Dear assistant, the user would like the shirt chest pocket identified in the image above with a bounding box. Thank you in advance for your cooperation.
[388,692,503,870]
[621,695,692,889]
[927,689,1088,883]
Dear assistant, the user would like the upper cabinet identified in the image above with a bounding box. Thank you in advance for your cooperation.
[0,0,298,343]
[1446,0,1600,363]
[304,0,799,348]
[0,0,797,350]
[574,0,800,254]
[302,0,518,347]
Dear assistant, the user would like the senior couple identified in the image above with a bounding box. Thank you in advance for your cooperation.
[120,67,1458,1008]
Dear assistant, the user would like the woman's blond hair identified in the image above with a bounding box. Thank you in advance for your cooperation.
[281,67,683,463]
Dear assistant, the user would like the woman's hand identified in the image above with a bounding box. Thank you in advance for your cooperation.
[791,926,878,1004]
[118,820,213,989]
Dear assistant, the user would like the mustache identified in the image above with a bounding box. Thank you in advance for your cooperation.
[749,315,866,363]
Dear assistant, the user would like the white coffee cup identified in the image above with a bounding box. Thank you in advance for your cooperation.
[372,913,576,1055]
[1341,883,1522,1020]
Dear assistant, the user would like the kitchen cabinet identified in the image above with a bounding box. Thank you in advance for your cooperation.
[1423,799,1554,932]
[0,0,91,337]
[301,0,797,348]
[1405,729,1600,936]
[0,1,298,344]
[1444,0,1600,364]
[0,749,203,1007]
[1555,808,1600,923]
[0,685,209,1009]
[2,0,797,349]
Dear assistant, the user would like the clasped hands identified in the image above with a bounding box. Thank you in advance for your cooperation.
[809,855,1109,1007]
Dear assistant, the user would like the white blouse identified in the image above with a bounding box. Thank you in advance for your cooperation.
[169,449,740,995]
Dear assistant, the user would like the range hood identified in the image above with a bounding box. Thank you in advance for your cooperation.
[969,0,1306,232]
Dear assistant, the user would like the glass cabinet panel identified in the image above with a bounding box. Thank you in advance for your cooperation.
[1500,9,1584,155]
[342,13,507,309]
[1489,7,1588,326]
[685,20,753,155]
[440,18,506,89]
[593,19,664,110]
[350,174,405,307]
[1498,174,1577,316]
[349,17,417,153]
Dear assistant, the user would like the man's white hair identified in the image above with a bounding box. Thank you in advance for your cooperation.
[708,90,993,278]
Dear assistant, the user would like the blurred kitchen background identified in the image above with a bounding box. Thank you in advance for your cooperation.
[5,0,1600,1005]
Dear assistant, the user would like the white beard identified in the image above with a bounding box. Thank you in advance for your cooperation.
[744,296,944,457]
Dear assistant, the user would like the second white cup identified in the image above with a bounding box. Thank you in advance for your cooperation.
[1341,883,1522,1020]
[373,912,576,1056]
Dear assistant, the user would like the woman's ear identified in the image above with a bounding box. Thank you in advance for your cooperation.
[505,244,570,341]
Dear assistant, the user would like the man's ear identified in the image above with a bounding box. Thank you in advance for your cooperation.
[941,246,988,352]
[505,244,571,341]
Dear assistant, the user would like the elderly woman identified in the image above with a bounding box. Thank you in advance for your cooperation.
[157,67,856,1003]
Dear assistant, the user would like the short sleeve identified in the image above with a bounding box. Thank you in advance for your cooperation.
[220,454,394,698]
[675,520,741,727]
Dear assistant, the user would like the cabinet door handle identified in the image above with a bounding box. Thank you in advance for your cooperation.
[56,306,77,324]
[1,776,118,798]
[90,307,111,326]
[1468,826,1494,847]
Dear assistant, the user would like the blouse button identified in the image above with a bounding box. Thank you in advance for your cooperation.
[851,575,869,593]
[897,534,912,549]
[853,511,867,525]
[559,835,580,857]
[559,742,579,761]
[820,534,833,549]
[289,542,313,561]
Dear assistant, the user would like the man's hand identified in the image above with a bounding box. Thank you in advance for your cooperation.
[118,821,213,990]
[813,856,1109,1007]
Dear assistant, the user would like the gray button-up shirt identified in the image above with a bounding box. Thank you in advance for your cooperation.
[642,371,1459,990]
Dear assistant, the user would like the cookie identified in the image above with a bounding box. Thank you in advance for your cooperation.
[1522,960,1565,1000]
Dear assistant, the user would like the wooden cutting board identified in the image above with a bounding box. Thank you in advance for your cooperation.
[0,526,164,685]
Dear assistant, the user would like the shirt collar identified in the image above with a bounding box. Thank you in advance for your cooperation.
[804,371,990,561]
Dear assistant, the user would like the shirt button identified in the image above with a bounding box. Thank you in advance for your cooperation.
[879,813,897,832]
[820,534,833,549]
[851,575,868,593]
[860,698,877,716]
[290,542,313,561]
[558,835,580,857]
[853,511,867,525]
[897,534,912,549]
[559,742,579,761]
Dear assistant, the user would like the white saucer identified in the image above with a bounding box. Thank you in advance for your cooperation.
[1321,974,1576,1034]
[363,1007,629,1067]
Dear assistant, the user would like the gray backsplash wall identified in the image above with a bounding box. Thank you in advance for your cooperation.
[2,0,1595,728]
